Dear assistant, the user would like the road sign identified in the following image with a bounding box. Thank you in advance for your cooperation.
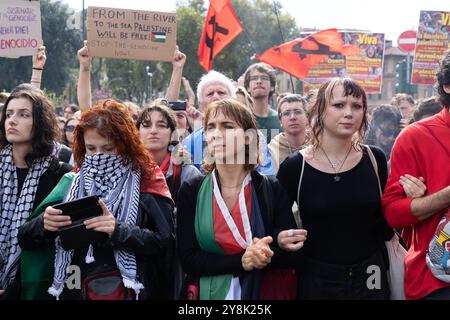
[398,30,417,53]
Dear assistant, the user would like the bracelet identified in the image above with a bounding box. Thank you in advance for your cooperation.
[32,67,43,70]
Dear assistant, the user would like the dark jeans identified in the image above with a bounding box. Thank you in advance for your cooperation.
[297,249,390,300]
[422,286,450,300]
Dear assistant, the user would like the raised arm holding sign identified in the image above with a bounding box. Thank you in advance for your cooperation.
[77,40,92,112]
[30,46,46,89]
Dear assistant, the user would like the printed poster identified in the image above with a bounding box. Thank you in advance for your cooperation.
[412,10,450,85]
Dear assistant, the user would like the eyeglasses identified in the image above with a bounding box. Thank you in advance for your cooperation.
[281,109,303,117]
[65,125,75,132]
[249,75,270,82]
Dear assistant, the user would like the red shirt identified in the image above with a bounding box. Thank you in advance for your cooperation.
[382,108,450,300]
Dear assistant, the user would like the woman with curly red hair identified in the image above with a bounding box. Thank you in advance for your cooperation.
[19,100,175,300]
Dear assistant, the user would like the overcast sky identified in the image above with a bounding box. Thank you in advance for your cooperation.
[60,0,449,42]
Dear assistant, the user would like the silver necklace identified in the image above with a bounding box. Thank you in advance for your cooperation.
[319,144,353,182]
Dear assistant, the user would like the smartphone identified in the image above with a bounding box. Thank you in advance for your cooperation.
[168,101,187,111]
[54,195,107,250]
[53,195,102,222]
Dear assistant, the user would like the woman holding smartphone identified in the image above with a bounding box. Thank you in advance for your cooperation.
[19,100,175,300]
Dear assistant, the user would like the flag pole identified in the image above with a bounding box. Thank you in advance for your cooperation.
[82,0,86,40]
[273,1,296,94]
[242,28,258,60]
[209,16,216,70]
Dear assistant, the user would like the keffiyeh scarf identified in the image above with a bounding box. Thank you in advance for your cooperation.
[48,153,142,299]
[0,144,53,289]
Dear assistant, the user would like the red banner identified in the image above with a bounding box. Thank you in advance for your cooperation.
[198,0,243,71]
[256,29,360,80]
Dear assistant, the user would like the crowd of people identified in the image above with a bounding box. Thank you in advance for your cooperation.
[0,42,448,300]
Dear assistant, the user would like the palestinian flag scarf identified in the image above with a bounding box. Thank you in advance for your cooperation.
[195,170,265,300]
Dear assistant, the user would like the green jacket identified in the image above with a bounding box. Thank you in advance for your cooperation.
[20,172,75,300]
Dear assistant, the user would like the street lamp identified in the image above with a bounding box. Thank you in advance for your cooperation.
[145,65,153,103]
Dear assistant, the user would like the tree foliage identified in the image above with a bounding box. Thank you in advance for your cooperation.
[0,0,299,102]
[103,59,169,104]
[105,0,299,100]
[175,0,299,86]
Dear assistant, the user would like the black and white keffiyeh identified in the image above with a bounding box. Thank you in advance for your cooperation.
[49,153,142,299]
[0,144,53,289]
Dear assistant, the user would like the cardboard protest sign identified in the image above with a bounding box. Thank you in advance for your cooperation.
[412,11,450,85]
[87,6,176,62]
[0,0,42,58]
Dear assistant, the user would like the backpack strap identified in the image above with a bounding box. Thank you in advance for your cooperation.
[365,145,383,197]
[365,145,404,247]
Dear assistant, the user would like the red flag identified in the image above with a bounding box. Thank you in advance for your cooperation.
[256,29,361,79]
[198,0,243,71]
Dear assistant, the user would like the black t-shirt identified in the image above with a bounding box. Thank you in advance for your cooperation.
[277,146,388,265]
[16,167,29,194]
